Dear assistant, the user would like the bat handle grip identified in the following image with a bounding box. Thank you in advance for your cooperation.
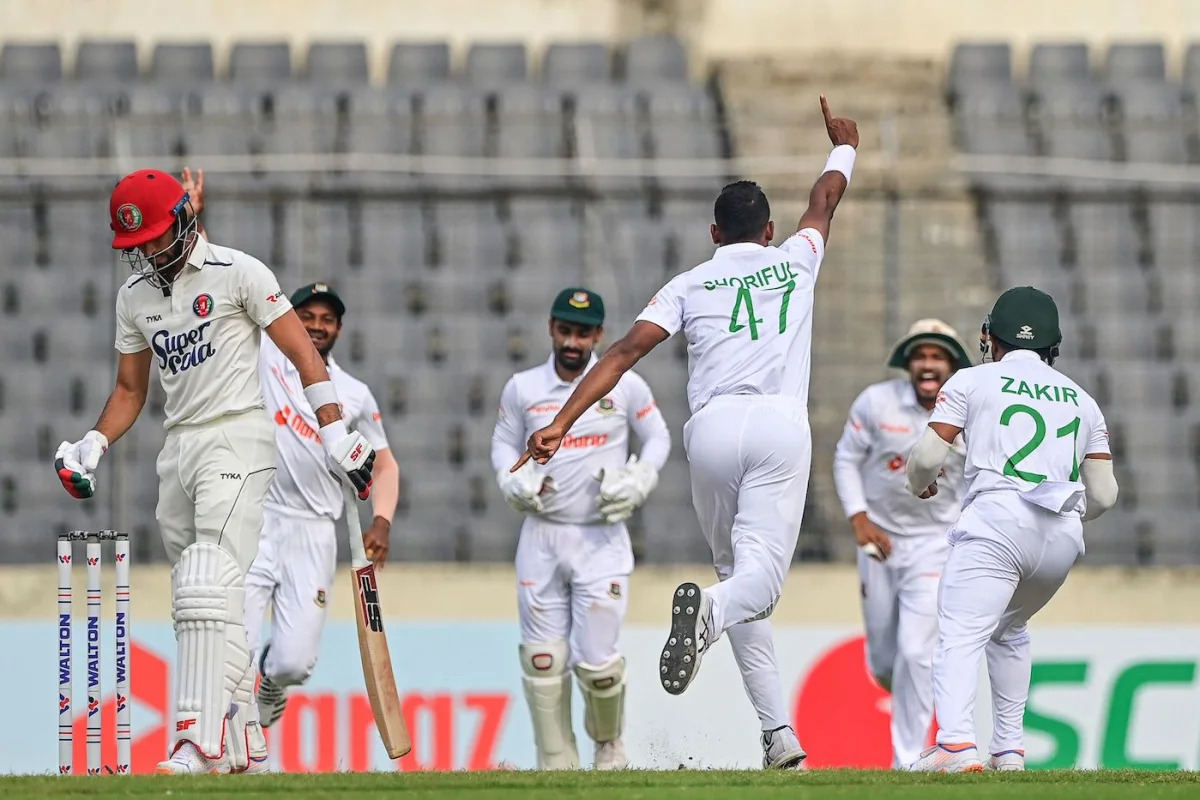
[343,484,370,569]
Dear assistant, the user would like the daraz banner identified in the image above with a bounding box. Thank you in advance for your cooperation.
[7,622,1200,774]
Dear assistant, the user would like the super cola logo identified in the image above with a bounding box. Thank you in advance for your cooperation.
[151,321,216,375]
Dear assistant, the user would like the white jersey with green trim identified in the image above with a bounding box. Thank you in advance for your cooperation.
[930,349,1110,517]
[636,229,825,415]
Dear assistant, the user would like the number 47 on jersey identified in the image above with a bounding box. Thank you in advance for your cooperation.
[729,281,797,340]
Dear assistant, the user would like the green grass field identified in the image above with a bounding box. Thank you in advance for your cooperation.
[3,770,1199,800]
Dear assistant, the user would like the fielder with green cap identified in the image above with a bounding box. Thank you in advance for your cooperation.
[903,287,1118,773]
[490,287,671,770]
[832,318,972,768]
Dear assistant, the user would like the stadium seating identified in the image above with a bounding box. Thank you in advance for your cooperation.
[959,40,1200,564]
[0,34,721,564]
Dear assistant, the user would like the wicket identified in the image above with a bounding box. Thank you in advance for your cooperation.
[57,530,131,775]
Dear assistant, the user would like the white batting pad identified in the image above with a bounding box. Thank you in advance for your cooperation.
[172,542,250,759]
[519,641,579,769]
[574,656,626,743]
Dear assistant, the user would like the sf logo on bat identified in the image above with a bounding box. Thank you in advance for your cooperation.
[357,569,384,632]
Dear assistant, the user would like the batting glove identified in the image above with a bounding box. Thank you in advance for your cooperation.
[54,430,108,499]
[322,422,376,500]
[595,454,659,523]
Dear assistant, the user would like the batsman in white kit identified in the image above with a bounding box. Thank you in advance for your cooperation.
[904,287,1118,772]
[516,96,858,768]
[491,288,671,770]
[248,282,400,732]
[833,319,972,768]
[53,169,377,774]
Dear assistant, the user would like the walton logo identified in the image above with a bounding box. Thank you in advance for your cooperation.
[151,321,215,375]
[58,614,70,697]
[1016,324,1035,340]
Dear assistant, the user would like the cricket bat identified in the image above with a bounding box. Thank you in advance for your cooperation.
[343,485,412,759]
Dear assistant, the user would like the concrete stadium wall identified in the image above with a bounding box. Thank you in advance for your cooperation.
[9,0,1200,74]
[7,563,1199,623]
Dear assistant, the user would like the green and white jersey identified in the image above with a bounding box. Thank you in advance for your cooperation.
[636,229,825,415]
[930,349,1110,516]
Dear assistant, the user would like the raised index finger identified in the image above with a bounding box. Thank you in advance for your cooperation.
[819,93,832,124]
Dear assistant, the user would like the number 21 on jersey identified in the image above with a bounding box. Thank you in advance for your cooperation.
[1001,403,1081,483]
[728,281,796,341]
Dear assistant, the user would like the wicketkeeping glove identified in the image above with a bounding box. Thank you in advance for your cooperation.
[323,423,376,500]
[498,460,552,514]
[595,454,659,523]
[55,430,108,499]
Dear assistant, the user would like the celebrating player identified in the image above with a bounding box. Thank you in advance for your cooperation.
[179,169,400,737]
[833,318,972,768]
[904,287,1118,772]
[514,95,858,769]
[53,169,376,774]
[491,288,670,770]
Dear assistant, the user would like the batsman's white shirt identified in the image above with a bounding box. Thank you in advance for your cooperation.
[636,229,824,414]
[115,233,291,429]
[931,349,1110,523]
[834,378,966,538]
[490,354,671,524]
[258,337,390,520]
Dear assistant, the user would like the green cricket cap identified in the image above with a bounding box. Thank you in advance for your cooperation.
[290,282,346,318]
[550,287,604,327]
[987,286,1061,349]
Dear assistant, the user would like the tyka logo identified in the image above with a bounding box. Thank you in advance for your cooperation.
[151,321,215,375]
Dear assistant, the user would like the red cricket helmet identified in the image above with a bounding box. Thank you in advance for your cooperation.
[109,169,190,250]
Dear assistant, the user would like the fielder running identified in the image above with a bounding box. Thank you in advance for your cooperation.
[54,169,376,774]
[491,288,671,770]
[833,319,972,768]
[515,95,858,769]
[179,170,401,734]
[904,287,1117,772]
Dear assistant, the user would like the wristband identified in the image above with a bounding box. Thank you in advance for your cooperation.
[304,380,339,413]
[319,419,349,446]
[824,144,856,183]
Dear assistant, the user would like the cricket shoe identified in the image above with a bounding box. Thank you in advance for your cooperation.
[155,742,229,775]
[238,721,271,774]
[906,743,984,773]
[256,646,288,729]
[762,726,807,769]
[593,739,628,770]
[659,583,715,696]
[987,750,1025,771]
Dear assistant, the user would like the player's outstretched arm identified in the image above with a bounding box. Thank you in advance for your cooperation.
[514,320,669,469]
[796,95,858,245]
[904,422,960,500]
[1081,453,1117,521]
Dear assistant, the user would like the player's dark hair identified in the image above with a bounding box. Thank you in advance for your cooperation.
[714,180,770,243]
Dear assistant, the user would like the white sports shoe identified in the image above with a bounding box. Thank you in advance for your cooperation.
[987,750,1025,771]
[593,739,628,770]
[906,743,984,773]
[762,726,807,769]
[155,741,228,775]
[239,721,271,774]
[256,647,289,729]
[660,583,715,695]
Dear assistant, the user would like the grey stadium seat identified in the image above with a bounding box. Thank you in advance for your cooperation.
[494,84,567,189]
[1067,201,1140,269]
[1031,81,1113,161]
[1105,42,1166,84]
[948,42,1011,95]
[465,43,527,85]
[1148,201,1200,271]
[305,41,368,84]
[74,39,138,82]
[543,42,610,85]
[623,34,687,83]
[644,83,721,159]
[1185,43,1200,93]
[387,41,451,84]
[954,83,1033,157]
[414,85,487,189]
[149,42,215,84]
[0,42,62,83]
[125,85,185,158]
[1112,81,1187,164]
[1029,42,1091,88]
[570,83,643,191]
[228,41,292,84]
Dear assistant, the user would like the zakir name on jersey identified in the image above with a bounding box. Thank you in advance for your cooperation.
[702,261,799,292]
[999,376,1080,407]
[151,321,216,374]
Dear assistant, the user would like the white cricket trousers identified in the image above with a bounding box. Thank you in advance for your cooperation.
[933,491,1083,754]
[685,394,811,731]
[859,532,948,767]
[244,508,338,687]
[515,517,632,667]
